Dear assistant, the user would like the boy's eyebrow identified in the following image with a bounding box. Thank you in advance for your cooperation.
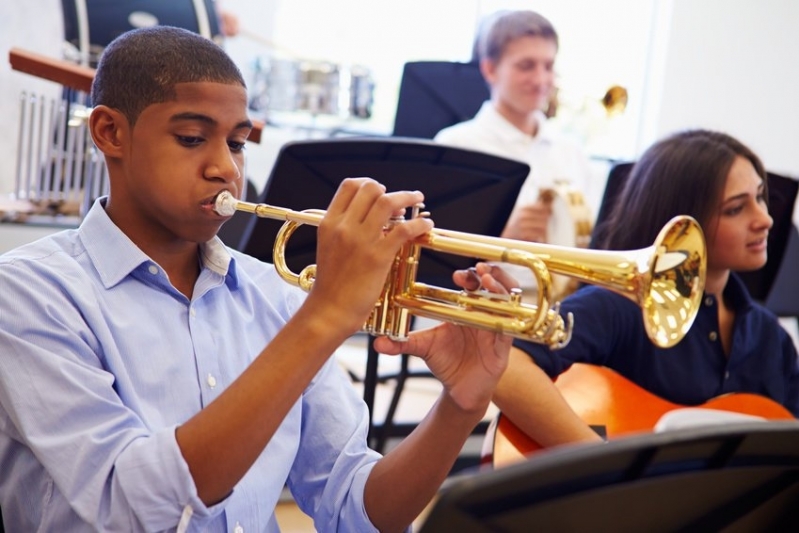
[169,112,253,130]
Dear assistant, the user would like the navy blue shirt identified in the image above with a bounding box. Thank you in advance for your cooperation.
[515,273,799,416]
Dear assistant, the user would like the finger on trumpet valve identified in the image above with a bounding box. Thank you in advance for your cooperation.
[465,267,482,291]
[410,202,430,219]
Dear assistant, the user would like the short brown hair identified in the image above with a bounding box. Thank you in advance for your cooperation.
[474,10,559,63]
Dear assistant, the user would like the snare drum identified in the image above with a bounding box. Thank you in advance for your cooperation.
[347,65,374,119]
[248,56,301,113]
[249,55,374,120]
[297,61,341,115]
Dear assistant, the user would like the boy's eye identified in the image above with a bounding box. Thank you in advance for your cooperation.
[228,141,246,153]
[177,135,204,147]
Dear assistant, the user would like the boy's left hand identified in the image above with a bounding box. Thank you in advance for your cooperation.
[372,263,515,415]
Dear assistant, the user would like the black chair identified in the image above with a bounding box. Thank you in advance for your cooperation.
[236,138,530,453]
[595,162,799,310]
[420,420,799,532]
[392,61,488,139]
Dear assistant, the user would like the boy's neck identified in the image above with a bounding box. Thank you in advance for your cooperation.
[492,100,540,137]
[148,243,202,299]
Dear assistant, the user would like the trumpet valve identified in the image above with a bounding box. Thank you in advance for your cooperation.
[509,287,523,305]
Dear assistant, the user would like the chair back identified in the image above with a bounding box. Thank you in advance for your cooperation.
[392,61,488,138]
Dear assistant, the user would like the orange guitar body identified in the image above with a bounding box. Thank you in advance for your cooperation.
[491,363,795,468]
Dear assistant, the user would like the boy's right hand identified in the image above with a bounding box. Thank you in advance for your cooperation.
[501,199,552,243]
[307,178,434,334]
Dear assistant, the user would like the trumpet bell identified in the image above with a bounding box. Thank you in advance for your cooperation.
[434,215,705,349]
[642,216,707,348]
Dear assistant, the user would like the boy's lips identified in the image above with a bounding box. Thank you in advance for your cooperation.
[202,190,233,206]
[201,191,233,216]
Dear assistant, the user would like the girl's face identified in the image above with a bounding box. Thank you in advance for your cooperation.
[705,156,773,274]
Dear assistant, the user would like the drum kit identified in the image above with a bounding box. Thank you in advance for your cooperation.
[248,54,374,121]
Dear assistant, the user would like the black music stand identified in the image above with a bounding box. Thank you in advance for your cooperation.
[392,61,489,139]
[419,420,799,532]
[238,138,529,448]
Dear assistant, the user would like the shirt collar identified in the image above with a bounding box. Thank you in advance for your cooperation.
[474,101,555,145]
[79,197,238,289]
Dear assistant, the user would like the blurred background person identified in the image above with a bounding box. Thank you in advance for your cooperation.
[434,10,598,293]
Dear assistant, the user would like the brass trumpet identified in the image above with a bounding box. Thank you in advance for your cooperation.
[215,192,706,349]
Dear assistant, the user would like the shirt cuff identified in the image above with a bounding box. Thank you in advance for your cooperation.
[115,426,230,530]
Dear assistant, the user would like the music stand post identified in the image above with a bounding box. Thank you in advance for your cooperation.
[237,138,529,449]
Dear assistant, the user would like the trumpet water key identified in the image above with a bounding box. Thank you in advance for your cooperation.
[214,191,706,349]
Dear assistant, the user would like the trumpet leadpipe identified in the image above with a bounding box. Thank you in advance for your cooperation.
[215,191,545,265]
[215,190,323,226]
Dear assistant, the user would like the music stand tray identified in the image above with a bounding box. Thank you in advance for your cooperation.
[419,421,799,532]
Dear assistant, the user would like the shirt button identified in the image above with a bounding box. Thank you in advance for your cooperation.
[148,265,159,275]
[725,371,730,380]
[207,374,217,388]
[708,331,718,341]
[190,308,196,318]
[234,522,244,533]
[704,296,714,306]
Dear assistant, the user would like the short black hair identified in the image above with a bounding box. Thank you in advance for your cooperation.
[91,26,245,126]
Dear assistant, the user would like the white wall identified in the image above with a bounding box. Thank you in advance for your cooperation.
[0,1,64,197]
[648,0,799,179]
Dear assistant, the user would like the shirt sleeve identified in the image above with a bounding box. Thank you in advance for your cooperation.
[512,286,633,377]
[286,356,382,533]
[0,263,218,531]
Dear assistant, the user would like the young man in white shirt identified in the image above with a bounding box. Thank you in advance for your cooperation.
[436,10,596,250]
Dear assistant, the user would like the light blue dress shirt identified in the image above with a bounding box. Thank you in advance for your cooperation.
[0,199,382,532]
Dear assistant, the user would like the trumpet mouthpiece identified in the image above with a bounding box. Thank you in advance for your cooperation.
[214,191,238,216]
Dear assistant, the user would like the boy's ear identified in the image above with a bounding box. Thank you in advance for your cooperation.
[479,58,497,86]
[89,105,128,158]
